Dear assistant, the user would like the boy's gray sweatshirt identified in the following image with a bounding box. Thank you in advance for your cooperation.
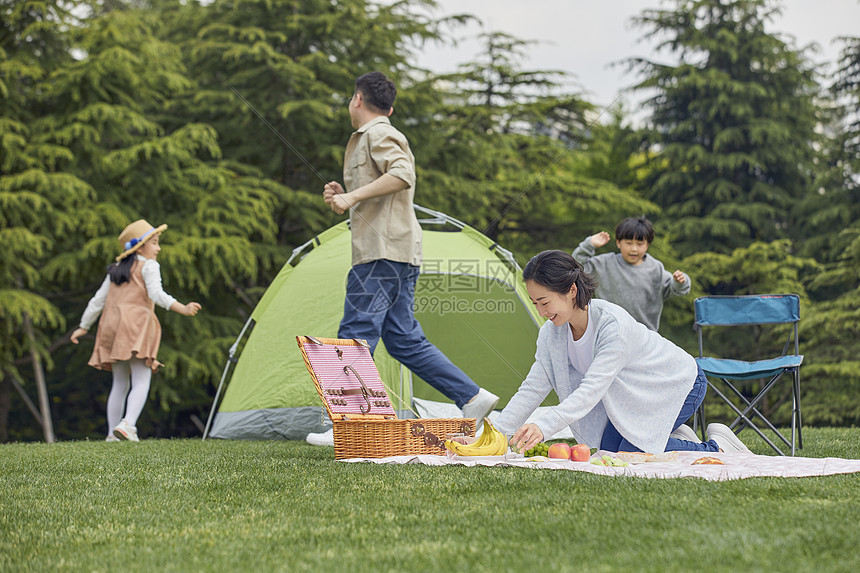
[572,238,690,331]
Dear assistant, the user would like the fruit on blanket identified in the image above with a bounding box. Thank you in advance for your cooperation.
[590,455,629,467]
[525,442,550,457]
[547,443,571,459]
[570,443,591,462]
[443,418,508,456]
[691,456,725,465]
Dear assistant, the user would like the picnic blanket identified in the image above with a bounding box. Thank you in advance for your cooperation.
[342,450,860,482]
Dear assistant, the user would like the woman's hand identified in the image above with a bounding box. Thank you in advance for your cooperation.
[70,328,87,344]
[511,423,544,453]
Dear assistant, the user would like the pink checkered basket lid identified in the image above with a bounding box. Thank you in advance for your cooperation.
[296,336,397,421]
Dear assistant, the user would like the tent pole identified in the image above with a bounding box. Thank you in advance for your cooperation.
[400,364,406,415]
[202,317,254,440]
[202,232,322,440]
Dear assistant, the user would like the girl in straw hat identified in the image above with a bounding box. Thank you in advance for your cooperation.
[70,219,202,442]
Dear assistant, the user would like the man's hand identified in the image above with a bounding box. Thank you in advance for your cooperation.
[590,231,611,248]
[323,182,344,206]
[324,182,352,215]
[672,270,686,284]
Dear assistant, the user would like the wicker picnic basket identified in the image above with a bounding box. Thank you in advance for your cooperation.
[297,336,476,459]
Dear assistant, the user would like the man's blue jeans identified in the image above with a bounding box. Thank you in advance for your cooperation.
[338,259,479,408]
[600,365,720,453]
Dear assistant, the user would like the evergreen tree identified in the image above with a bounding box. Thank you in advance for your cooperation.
[628,0,820,257]
[161,0,447,242]
[1,0,88,441]
[794,36,860,426]
[2,2,292,440]
[49,5,298,440]
[579,107,644,192]
[407,32,655,258]
[795,36,860,268]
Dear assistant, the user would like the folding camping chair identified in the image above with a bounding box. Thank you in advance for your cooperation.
[693,294,803,456]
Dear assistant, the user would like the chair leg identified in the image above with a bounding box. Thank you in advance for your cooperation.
[794,370,803,450]
[791,393,796,456]
[724,378,771,434]
[725,376,793,449]
[707,382,786,456]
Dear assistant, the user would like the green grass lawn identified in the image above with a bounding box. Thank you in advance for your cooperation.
[2,428,858,573]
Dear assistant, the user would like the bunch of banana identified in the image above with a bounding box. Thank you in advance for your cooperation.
[443,418,508,456]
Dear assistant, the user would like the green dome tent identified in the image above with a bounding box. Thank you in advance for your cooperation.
[204,205,545,441]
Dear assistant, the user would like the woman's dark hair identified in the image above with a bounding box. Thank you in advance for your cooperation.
[523,250,597,310]
[107,255,135,285]
[355,71,396,113]
[615,216,654,243]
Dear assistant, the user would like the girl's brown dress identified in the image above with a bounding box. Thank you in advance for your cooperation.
[88,259,163,372]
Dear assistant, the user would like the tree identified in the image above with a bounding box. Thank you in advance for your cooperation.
[3,0,474,440]
[9,0,782,439]
[795,35,860,267]
[628,0,820,257]
[1,0,90,442]
[403,32,655,259]
[793,35,860,426]
[161,0,452,244]
[3,2,291,440]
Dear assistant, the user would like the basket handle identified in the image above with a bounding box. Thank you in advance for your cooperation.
[341,365,371,414]
[410,421,470,451]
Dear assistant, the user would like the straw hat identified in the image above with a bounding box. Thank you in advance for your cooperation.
[116,219,168,262]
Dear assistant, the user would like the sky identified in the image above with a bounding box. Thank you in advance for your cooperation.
[411,0,860,112]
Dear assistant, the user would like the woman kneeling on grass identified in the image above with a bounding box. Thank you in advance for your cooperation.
[494,250,751,456]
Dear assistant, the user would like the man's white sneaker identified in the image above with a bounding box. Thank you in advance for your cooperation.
[707,423,752,453]
[461,388,499,429]
[105,435,120,442]
[669,424,702,443]
[113,419,139,442]
[306,428,334,446]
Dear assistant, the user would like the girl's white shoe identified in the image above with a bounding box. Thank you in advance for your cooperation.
[113,419,140,442]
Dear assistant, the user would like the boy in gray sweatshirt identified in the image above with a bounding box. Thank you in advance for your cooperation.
[572,217,690,331]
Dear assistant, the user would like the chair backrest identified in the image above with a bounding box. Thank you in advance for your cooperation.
[694,295,800,327]
[694,294,800,359]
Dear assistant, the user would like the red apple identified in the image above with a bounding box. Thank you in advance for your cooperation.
[547,442,571,459]
[570,443,591,462]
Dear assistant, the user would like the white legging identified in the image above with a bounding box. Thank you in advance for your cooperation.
[106,358,152,434]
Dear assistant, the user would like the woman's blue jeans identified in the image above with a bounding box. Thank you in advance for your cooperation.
[338,259,479,408]
[600,365,720,453]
